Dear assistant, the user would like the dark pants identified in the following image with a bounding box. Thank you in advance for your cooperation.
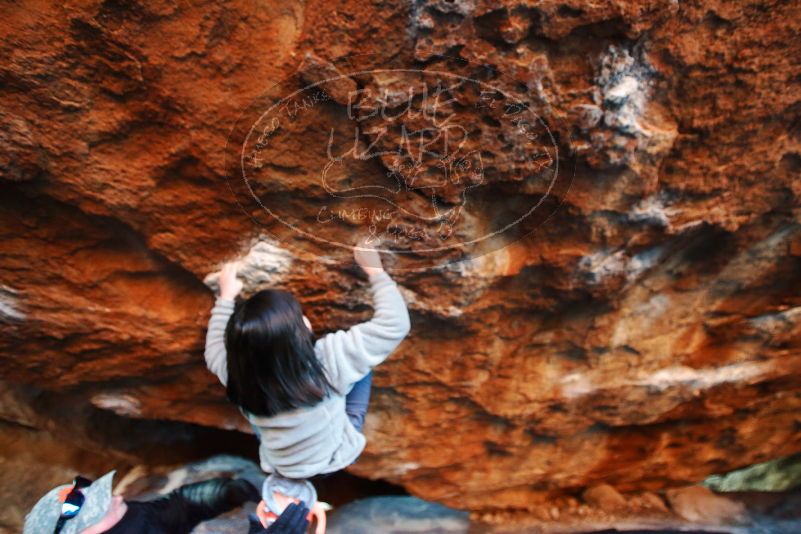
[345,371,373,433]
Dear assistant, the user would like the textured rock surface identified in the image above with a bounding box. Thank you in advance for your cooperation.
[2,0,801,516]
[665,486,747,525]
[327,496,470,534]
[704,452,801,492]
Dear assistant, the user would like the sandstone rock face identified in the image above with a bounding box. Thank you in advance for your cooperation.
[665,486,748,525]
[582,484,627,512]
[2,0,801,515]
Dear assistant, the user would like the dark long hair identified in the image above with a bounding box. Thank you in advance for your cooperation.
[224,289,333,417]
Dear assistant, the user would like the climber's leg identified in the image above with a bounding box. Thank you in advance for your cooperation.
[345,371,373,432]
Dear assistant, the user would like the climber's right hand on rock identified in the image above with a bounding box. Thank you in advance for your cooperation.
[219,261,243,300]
[354,236,384,277]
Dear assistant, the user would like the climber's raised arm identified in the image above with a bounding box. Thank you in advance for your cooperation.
[204,262,242,386]
[315,239,411,393]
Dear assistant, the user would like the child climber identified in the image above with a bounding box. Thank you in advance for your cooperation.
[204,239,411,529]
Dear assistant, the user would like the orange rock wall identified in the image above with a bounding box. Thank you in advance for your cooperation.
[2,0,801,511]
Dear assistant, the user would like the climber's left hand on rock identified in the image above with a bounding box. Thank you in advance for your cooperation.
[219,261,243,300]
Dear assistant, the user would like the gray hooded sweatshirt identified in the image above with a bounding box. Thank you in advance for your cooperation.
[204,270,411,478]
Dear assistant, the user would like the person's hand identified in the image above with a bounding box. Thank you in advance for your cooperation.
[219,262,243,300]
[353,237,384,277]
[263,502,310,534]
